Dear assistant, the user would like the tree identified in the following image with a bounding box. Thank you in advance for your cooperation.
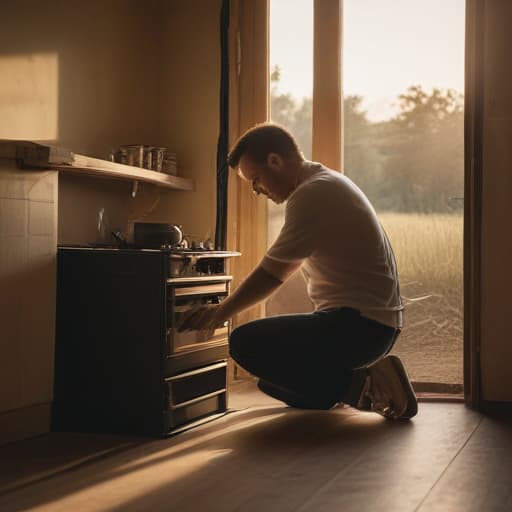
[270,69,464,213]
[343,95,385,205]
[270,65,312,159]
[378,86,464,212]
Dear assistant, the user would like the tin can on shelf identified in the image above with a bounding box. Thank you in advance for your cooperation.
[121,145,143,167]
[151,147,166,172]
[162,152,178,175]
[143,146,154,170]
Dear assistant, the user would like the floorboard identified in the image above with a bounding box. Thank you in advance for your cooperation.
[0,381,489,512]
[417,410,512,511]
[0,432,144,495]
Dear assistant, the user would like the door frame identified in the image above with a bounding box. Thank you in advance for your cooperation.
[463,0,484,408]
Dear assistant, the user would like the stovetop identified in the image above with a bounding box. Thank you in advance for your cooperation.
[58,244,241,259]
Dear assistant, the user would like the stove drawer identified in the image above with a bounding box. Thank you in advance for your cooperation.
[168,290,229,353]
[174,282,228,297]
[164,342,229,375]
[165,361,227,407]
[168,325,228,354]
[164,392,227,432]
[164,362,227,432]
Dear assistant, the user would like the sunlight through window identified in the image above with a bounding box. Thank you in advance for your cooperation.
[343,0,465,391]
[267,0,314,317]
[0,52,59,140]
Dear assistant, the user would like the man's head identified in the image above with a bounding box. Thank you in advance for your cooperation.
[227,123,304,204]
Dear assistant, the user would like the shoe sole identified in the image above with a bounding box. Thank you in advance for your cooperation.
[386,355,418,419]
[367,357,408,419]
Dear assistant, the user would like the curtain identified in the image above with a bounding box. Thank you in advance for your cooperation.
[215,0,230,250]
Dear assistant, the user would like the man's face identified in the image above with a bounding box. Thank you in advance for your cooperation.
[238,153,295,204]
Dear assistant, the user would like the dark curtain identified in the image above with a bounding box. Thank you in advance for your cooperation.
[215,0,230,250]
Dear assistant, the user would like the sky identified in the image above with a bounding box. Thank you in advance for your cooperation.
[270,0,465,121]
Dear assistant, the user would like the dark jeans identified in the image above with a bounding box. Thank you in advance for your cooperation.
[229,307,400,410]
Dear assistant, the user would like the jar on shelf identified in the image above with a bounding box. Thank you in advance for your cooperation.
[143,146,154,170]
[121,145,143,167]
[162,152,178,175]
[151,147,166,172]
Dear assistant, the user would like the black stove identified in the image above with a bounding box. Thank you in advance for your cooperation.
[58,244,240,278]
[52,245,241,436]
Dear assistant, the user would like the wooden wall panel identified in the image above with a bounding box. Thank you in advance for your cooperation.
[312,0,343,171]
[479,0,512,401]
[226,0,269,338]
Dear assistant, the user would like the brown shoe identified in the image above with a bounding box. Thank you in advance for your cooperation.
[387,355,418,419]
[358,355,418,420]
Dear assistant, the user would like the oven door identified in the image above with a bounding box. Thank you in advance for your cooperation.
[168,281,230,354]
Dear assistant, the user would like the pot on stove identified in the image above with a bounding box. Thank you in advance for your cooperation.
[134,222,183,249]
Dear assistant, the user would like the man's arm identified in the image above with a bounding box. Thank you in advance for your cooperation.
[177,259,301,331]
[216,265,282,322]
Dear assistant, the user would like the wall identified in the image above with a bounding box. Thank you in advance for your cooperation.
[480,0,512,401]
[0,0,218,246]
[0,0,164,156]
[0,1,222,441]
[150,0,221,243]
[0,0,164,245]
[0,161,57,444]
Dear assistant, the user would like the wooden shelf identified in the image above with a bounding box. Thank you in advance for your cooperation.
[0,140,194,191]
[54,154,194,191]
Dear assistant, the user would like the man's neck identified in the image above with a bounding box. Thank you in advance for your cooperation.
[295,160,320,187]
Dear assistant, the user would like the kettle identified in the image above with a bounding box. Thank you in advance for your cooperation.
[134,222,183,249]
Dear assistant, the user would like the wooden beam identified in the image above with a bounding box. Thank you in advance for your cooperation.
[312,0,343,171]
[226,0,269,380]
[226,0,269,318]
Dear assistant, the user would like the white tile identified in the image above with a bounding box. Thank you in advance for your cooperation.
[0,198,27,236]
[29,201,55,236]
[0,236,26,411]
[28,235,55,261]
[0,289,23,412]
[27,172,57,203]
[19,254,56,405]
[0,236,28,279]
[0,167,56,201]
[0,169,30,200]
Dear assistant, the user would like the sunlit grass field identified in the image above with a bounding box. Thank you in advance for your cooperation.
[380,213,463,296]
[380,212,463,386]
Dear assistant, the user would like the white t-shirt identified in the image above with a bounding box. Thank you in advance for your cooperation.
[261,161,403,328]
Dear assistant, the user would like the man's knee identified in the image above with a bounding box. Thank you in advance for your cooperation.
[228,324,245,363]
[229,320,261,365]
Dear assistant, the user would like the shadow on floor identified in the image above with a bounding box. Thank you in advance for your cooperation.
[0,405,416,512]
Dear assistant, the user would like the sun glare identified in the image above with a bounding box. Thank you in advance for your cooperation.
[0,52,59,140]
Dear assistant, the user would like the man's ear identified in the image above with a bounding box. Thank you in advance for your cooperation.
[267,152,283,171]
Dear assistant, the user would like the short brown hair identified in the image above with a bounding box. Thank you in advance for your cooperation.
[227,123,303,168]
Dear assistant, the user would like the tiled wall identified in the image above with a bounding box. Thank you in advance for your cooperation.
[0,161,57,444]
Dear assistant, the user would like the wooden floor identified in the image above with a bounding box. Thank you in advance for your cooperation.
[1,380,511,511]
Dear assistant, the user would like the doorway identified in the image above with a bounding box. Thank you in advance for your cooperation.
[343,0,465,393]
[267,0,465,394]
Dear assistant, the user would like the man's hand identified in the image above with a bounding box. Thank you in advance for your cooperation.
[175,264,285,337]
[176,304,224,335]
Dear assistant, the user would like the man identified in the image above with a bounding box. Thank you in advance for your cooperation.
[179,123,418,419]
